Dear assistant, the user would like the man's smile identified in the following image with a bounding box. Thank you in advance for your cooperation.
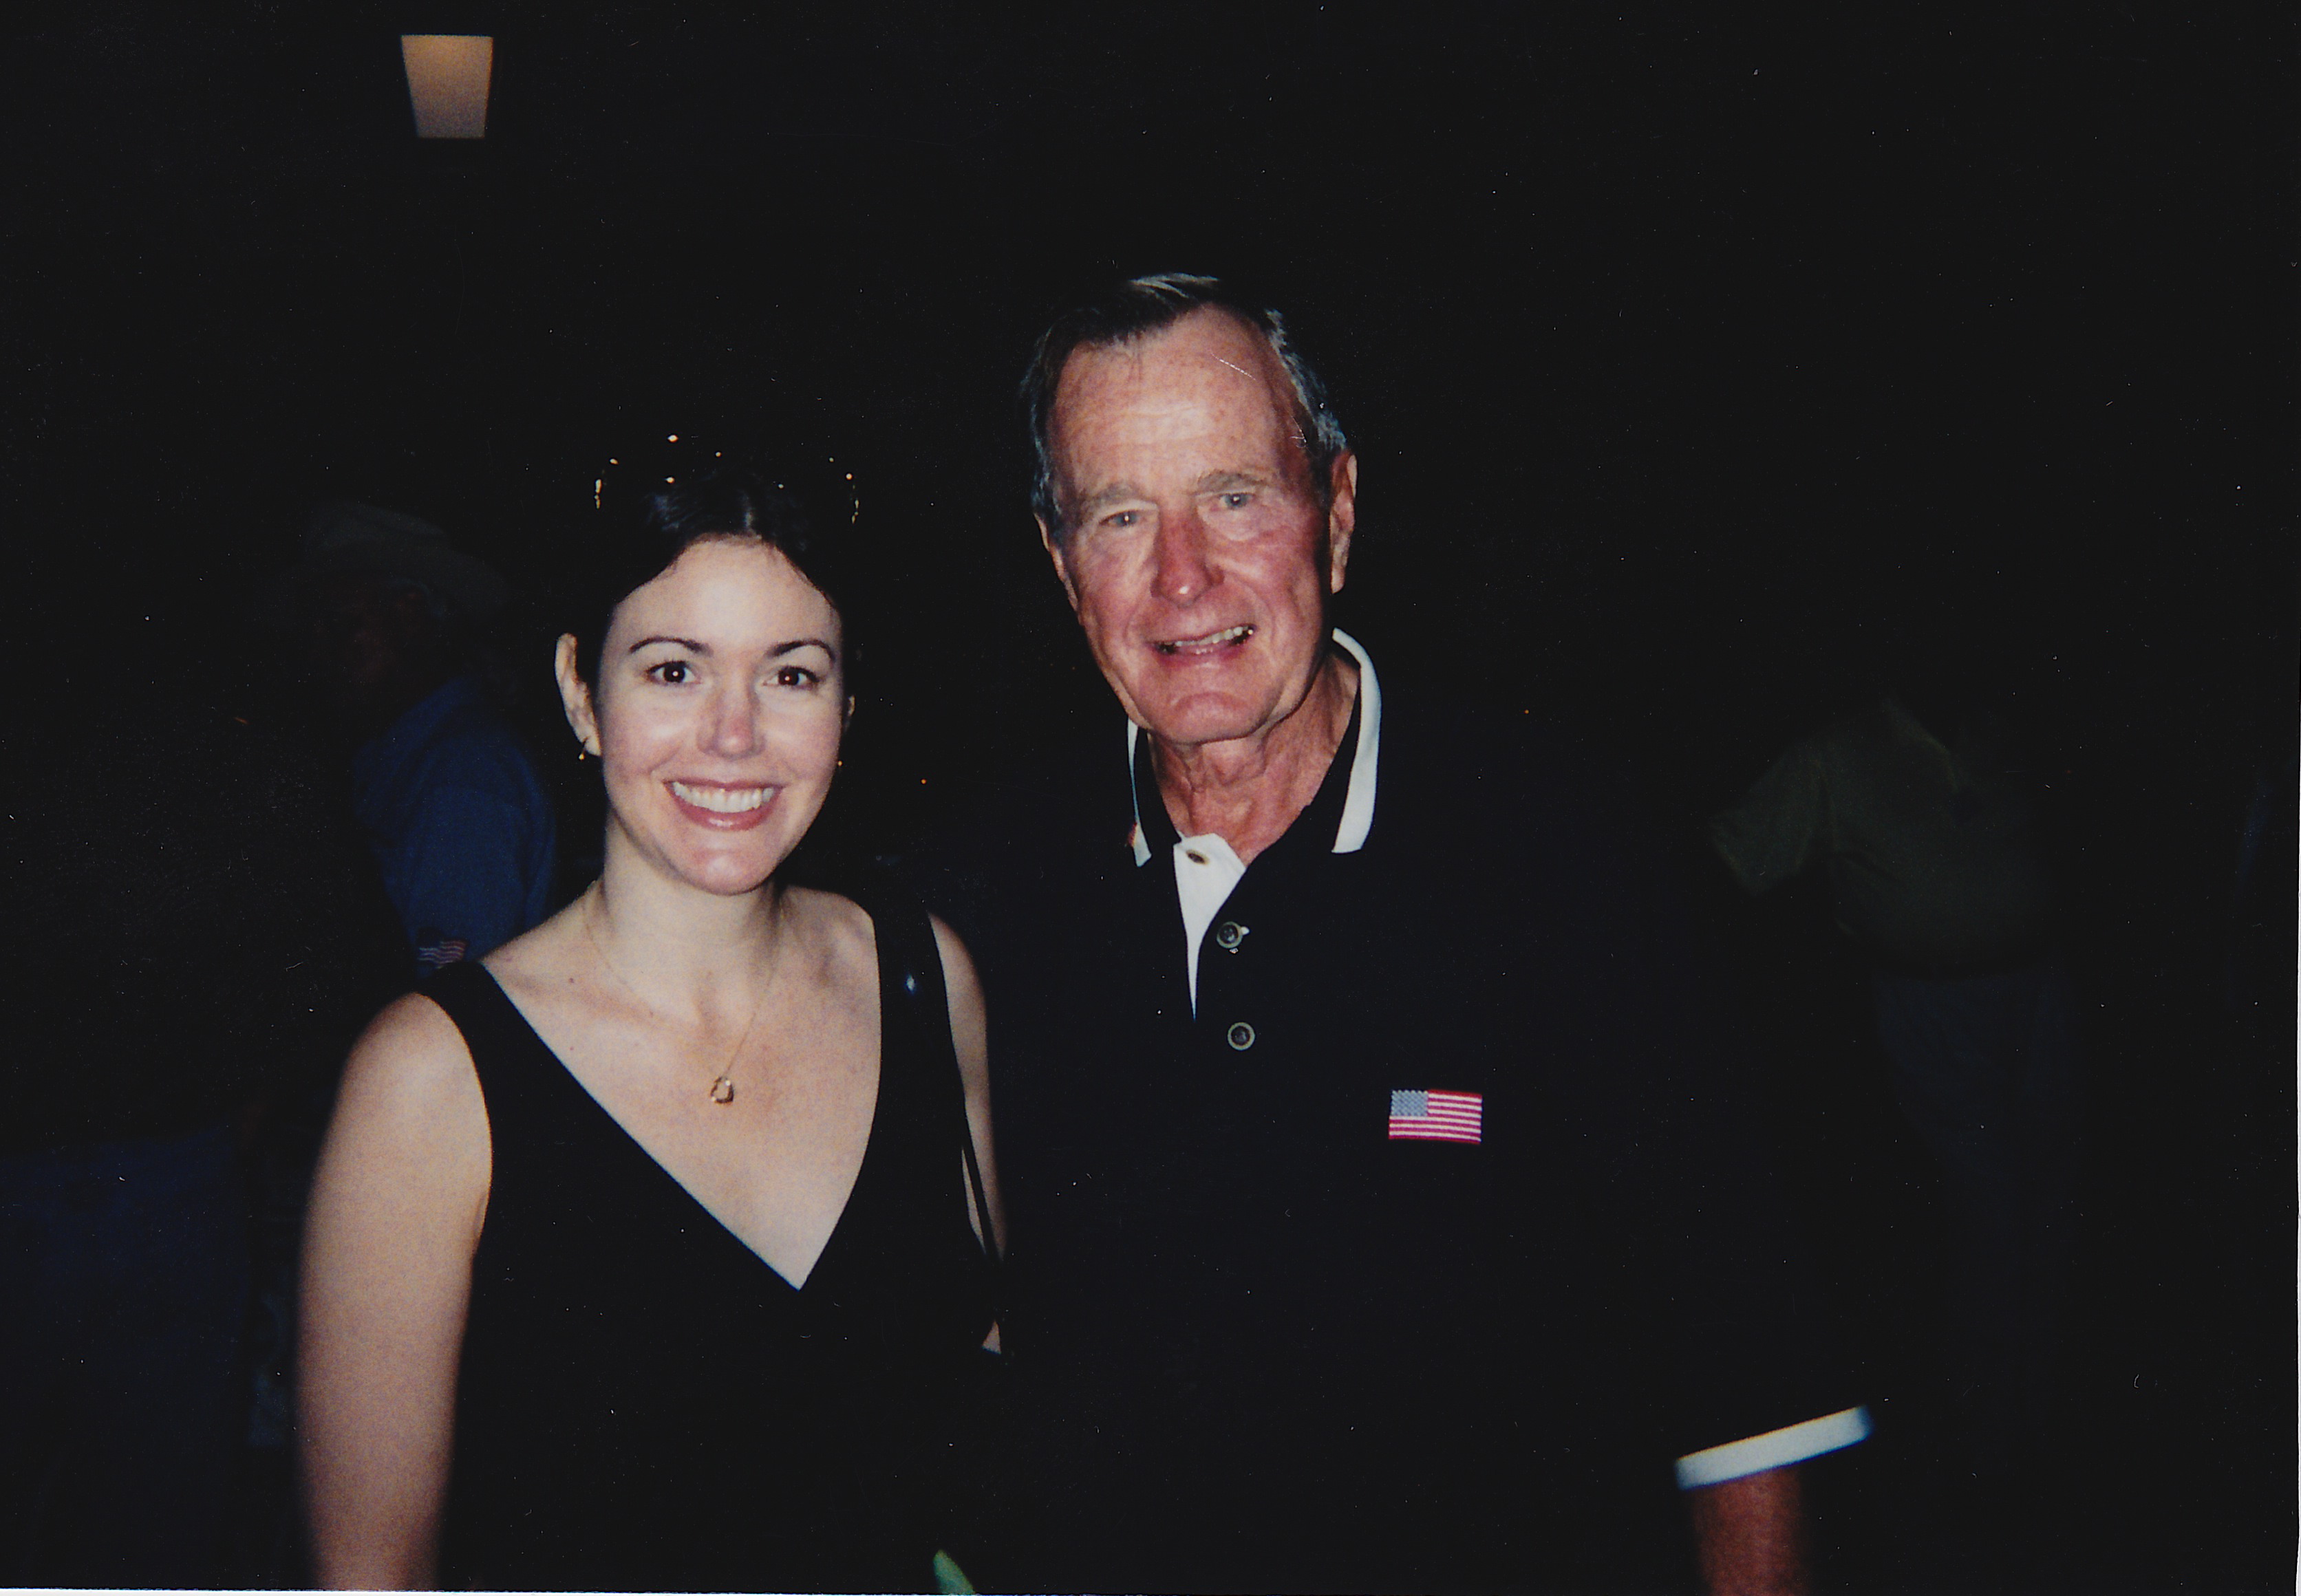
[1155,624,1254,656]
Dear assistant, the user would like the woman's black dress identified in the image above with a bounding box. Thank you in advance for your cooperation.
[422,903,997,1593]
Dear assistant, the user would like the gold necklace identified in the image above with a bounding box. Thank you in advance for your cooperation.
[581,890,774,1106]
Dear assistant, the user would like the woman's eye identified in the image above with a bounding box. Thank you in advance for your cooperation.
[647,660,692,684]
[773,665,820,689]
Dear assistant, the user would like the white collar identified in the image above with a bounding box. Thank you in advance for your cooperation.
[1126,629,1382,866]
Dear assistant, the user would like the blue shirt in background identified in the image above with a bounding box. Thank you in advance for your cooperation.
[350,676,557,971]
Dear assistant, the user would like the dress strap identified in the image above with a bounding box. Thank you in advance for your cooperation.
[859,881,999,1275]
[416,962,519,1099]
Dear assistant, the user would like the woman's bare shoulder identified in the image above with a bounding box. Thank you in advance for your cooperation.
[351,988,473,1080]
[332,986,487,1160]
[923,912,985,1013]
[308,984,492,1262]
[926,912,980,983]
[925,912,989,1083]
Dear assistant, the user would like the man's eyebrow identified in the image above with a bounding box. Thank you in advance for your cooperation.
[1072,470,1272,517]
[1071,482,1148,517]
[1194,468,1271,493]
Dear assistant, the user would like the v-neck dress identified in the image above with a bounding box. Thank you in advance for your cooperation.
[421,907,997,1593]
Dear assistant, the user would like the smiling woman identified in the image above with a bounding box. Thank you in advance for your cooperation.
[297,450,1003,1593]
[564,535,849,901]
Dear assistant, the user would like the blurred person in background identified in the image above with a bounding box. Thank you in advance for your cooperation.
[1709,625,2078,1582]
[275,501,557,972]
[0,583,403,1588]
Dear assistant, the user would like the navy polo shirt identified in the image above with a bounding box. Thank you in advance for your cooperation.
[923,636,1859,1593]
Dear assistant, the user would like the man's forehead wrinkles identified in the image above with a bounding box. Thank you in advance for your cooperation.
[1057,339,1150,402]
[1071,466,1269,507]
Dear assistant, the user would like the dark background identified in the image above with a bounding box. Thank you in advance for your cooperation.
[3,4,2293,1590]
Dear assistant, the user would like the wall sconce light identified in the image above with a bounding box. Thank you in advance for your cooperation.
[402,35,493,139]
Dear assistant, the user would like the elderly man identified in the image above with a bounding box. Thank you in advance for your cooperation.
[928,276,1867,1594]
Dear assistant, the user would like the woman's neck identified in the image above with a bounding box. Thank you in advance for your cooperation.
[585,854,793,1021]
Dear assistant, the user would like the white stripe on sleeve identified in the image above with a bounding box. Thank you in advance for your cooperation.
[1673,1405,1873,1489]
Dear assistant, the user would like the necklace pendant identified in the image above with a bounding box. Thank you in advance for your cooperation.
[709,1075,737,1105]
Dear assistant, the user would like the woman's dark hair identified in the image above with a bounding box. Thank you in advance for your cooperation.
[570,441,860,692]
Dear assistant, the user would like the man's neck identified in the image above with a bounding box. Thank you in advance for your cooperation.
[1151,652,1360,865]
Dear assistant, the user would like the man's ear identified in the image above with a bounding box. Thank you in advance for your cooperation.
[553,634,601,757]
[1038,515,1082,612]
[1325,451,1358,595]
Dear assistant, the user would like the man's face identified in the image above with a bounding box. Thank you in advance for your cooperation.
[1041,307,1355,755]
[303,572,428,716]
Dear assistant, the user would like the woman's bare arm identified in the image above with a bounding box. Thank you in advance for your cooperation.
[931,915,1004,1262]
[297,991,491,1590]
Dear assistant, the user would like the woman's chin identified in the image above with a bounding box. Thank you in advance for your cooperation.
[613,837,790,898]
[606,805,825,898]
[682,853,788,896]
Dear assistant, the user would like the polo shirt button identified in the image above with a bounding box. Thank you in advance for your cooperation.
[1227,1022,1256,1050]
[1214,920,1247,951]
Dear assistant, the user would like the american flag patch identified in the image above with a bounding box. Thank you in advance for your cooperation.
[416,937,469,970]
[1388,1088,1483,1144]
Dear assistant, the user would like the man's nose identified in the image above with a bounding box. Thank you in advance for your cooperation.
[701,682,764,758]
[1150,507,1217,606]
